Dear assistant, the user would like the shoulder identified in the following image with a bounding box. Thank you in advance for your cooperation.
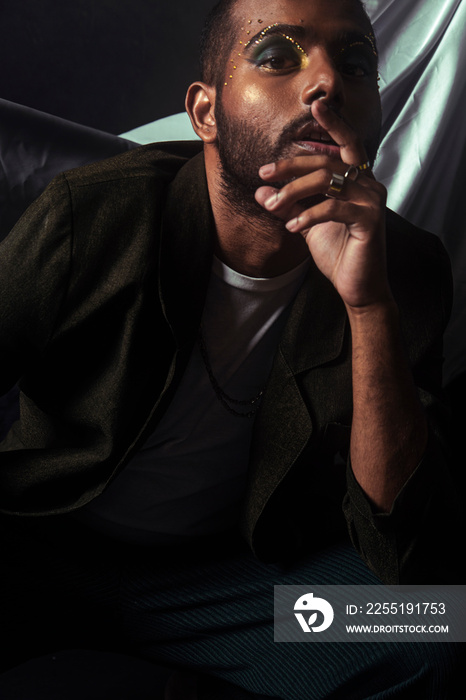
[32,140,206,241]
[61,140,204,191]
[23,140,205,221]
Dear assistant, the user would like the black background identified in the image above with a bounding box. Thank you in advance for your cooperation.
[0,0,218,134]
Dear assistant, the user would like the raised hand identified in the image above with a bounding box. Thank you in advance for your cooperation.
[255,100,390,310]
[256,99,430,514]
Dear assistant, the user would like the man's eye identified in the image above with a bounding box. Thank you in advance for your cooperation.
[258,50,302,71]
[341,61,369,77]
[249,36,305,72]
[339,46,377,77]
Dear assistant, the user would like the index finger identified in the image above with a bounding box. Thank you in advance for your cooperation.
[312,100,368,167]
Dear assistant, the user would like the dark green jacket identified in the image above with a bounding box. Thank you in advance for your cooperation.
[0,142,459,583]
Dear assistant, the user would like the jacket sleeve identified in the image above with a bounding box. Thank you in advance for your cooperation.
[0,174,72,396]
[342,235,461,584]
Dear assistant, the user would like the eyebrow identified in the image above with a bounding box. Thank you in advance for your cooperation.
[243,24,306,51]
[242,24,377,57]
[337,30,378,56]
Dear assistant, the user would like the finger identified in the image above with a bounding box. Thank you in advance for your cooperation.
[312,100,368,168]
[257,168,375,216]
[255,185,304,222]
[259,156,375,188]
[284,196,383,235]
[254,185,280,205]
[258,155,332,182]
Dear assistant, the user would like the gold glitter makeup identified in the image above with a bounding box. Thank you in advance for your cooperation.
[337,35,378,79]
[279,34,306,55]
[243,23,280,49]
[365,33,378,57]
[244,30,309,74]
[343,40,378,60]
[339,33,378,59]
[244,23,306,56]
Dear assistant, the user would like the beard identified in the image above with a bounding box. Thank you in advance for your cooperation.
[214,97,380,223]
[215,99,298,222]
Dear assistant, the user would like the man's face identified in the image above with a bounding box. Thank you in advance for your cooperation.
[214,0,382,207]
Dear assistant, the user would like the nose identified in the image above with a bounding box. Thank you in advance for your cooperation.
[301,46,345,110]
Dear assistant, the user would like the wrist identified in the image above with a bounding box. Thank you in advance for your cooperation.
[345,295,398,327]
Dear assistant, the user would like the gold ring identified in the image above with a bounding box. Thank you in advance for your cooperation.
[356,161,371,172]
[327,172,345,196]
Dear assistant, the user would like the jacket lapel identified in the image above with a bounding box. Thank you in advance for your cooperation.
[242,259,348,544]
[157,150,349,544]
[280,257,348,372]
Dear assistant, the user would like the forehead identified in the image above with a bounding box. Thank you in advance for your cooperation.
[230,0,372,41]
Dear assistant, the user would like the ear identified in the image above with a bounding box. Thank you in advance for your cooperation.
[185,82,217,144]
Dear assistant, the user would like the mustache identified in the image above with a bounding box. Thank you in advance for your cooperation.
[273,109,378,168]
[276,109,348,146]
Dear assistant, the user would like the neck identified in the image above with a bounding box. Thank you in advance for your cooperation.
[204,145,309,278]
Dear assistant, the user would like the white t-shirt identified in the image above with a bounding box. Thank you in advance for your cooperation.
[79,256,310,542]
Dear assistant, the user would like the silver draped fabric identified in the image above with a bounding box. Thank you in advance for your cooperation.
[369,0,466,385]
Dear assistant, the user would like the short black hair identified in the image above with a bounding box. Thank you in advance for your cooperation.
[199,0,239,90]
[199,0,375,90]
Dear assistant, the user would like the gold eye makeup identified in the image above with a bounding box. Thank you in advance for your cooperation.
[241,24,308,73]
[229,24,378,82]
[243,23,306,53]
[364,33,378,58]
[246,35,308,73]
[338,38,378,77]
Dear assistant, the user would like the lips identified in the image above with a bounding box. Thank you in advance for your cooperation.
[295,120,336,143]
[294,120,340,155]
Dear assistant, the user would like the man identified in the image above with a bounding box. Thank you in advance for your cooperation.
[0,0,462,697]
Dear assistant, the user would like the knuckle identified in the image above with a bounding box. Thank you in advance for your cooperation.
[321,167,334,186]
[325,198,341,216]
[361,179,387,207]
[277,182,295,202]
[372,180,387,199]
[300,208,314,226]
